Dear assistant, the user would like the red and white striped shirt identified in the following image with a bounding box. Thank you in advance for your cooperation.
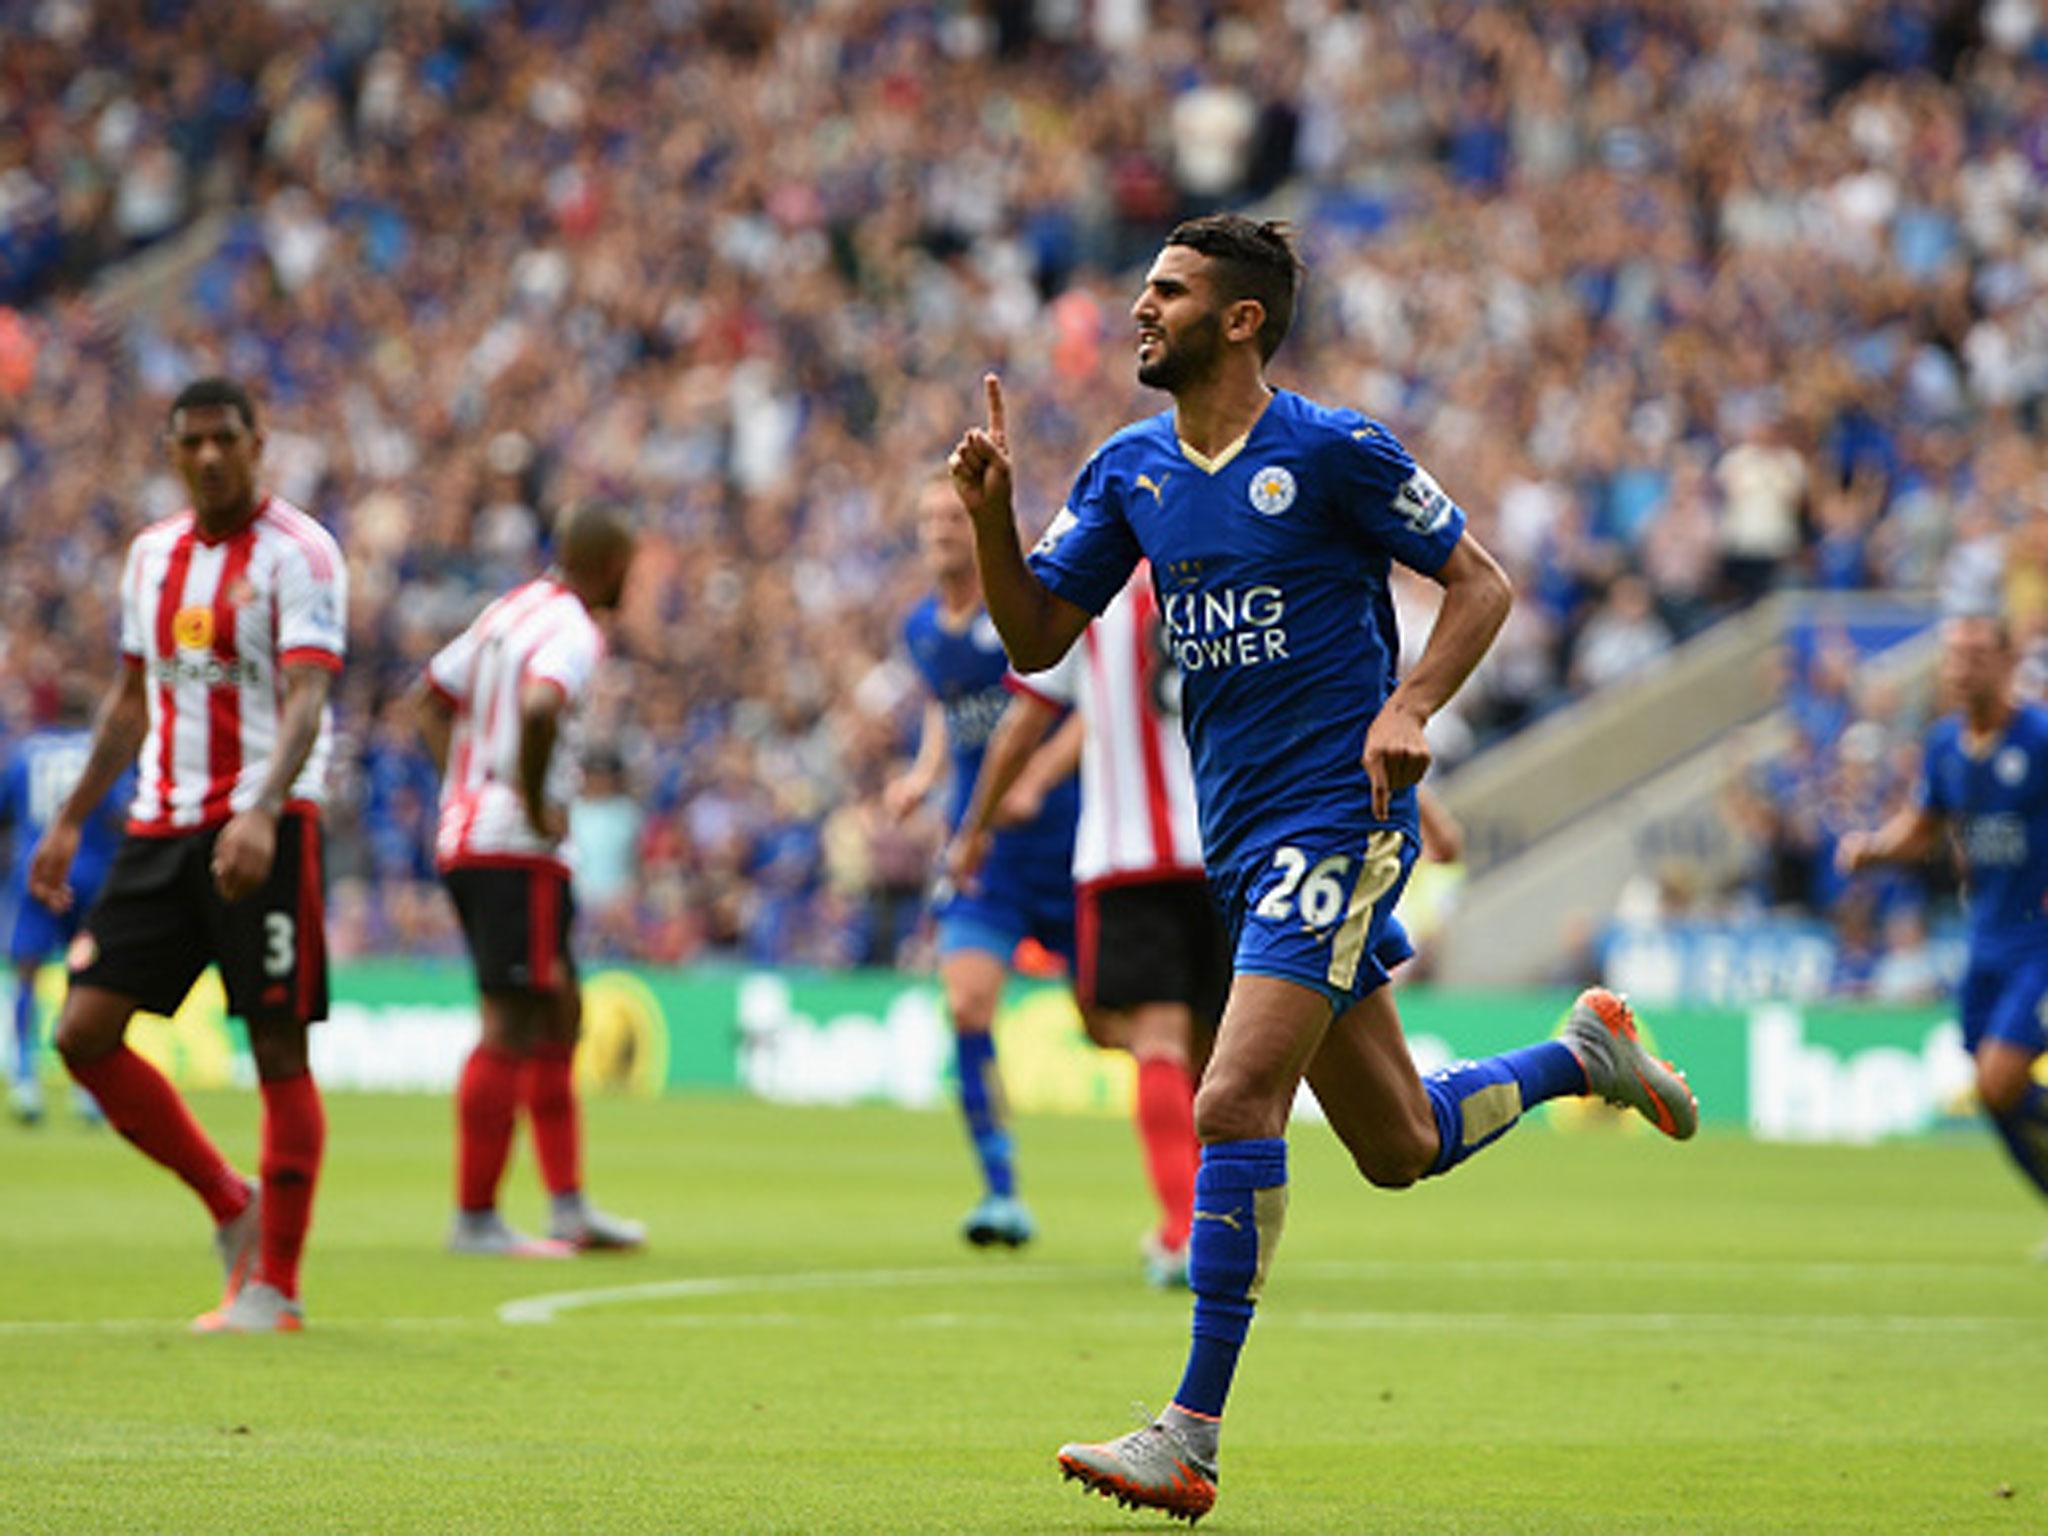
[426,578,603,873]
[118,496,346,835]
[1012,564,1204,887]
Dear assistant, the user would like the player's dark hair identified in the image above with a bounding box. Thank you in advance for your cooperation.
[1947,610,2014,650]
[169,377,257,431]
[555,498,636,573]
[1164,214,1302,361]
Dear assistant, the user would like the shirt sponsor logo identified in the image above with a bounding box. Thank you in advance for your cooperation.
[1394,467,1454,536]
[1248,465,1296,516]
[943,686,1012,750]
[1161,585,1290,672]
[150,655,262,688]
[1964,812,2027,867]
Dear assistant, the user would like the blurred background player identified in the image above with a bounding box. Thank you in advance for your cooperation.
[950,216,1697,1521]
[30,377,344,1335]
[951,562,1223,1287]
[1839,615,2048,1255]
[415,500,646,1259]
[886,476,1080,1248]
[1,685,133,1124]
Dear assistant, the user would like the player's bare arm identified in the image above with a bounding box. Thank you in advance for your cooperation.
[1002,709,1083,827]
[213,661,333,902]
[1362,532,1512,819]
[1837,804,1944,874]
[516,678,570,843]
[948,373,1092,671]
[27,663,147,911]
[884,700,948,822]
[410,677,456,777]
[945,691,1061,887]
[1417,783,1465,864]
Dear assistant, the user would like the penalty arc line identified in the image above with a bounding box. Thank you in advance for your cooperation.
[497,1263,1100,1325]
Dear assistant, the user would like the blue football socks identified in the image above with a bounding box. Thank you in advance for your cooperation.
[11,972,35,1087]
[953,1029,1015,1199]
[1173,1137,1288,1429]
[1422,1040,1586,1177]
[1991,1082,2048,1201]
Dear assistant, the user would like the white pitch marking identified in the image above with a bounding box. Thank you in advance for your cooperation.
[497,1263,1098,1325]
[0,1303,2029,1340]
[1283,1257,2028,1284]
[0,1316,496,1335]
[7,1256,2033,1336]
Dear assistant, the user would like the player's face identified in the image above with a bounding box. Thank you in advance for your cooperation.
[167,404,262,521]
[916,482,974,582]
[1940,618,2014,711]
[1132,246,1228,392]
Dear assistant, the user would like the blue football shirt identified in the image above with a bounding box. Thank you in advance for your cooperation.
[1027,389,1466,883]
[1917,703,2048,953]
[902,596,1078,891]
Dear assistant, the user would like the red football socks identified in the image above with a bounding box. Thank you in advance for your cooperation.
[257,1071,324,1299]
[1135,1054,1199,1249]
[67,1045,248,1224]
[457,1043,523,1212]
[524,1041,581,1198]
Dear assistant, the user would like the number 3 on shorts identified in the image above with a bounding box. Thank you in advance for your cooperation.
[264,912,296,978]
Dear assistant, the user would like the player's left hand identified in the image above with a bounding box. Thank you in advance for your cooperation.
[212,808,278,903]
[943,828,990,891]
[1361,701,1431,821]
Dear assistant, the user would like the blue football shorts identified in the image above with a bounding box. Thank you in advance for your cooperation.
[935,872,1077,974]
[1957,945,2048,1056]
[1215,825,1418,1012]
[8,869,101,967]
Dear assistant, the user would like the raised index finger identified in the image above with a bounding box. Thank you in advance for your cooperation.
[984,373,1007,447]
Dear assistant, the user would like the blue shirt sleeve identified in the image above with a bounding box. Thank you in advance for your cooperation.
[0,754,20,830]
[1026,448,1142,617]
[1324,419,1468,576]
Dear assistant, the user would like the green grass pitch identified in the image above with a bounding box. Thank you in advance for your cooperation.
[2,1090,2044,1533]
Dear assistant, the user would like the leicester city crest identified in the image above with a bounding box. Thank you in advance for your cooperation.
[1248,464,1296,516]
[1996,745,2028,786]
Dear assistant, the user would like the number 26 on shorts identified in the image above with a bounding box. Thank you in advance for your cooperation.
[1251,832,1407,934]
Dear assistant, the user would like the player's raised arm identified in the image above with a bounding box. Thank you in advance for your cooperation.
[1362,531,1513,819]
[949,374,1092,671]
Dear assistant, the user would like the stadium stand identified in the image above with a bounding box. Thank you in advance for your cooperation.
[1,1,2044,983]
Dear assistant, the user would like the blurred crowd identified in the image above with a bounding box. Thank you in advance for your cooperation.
[1600,619,1964,1003]
[2,0,2046,970]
